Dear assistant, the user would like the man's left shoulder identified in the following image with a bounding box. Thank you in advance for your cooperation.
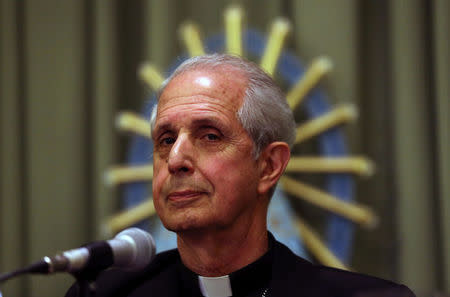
[315,265,416,297]
[272,239,415,296]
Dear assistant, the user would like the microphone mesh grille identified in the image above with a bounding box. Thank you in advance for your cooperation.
[115,228,156,271]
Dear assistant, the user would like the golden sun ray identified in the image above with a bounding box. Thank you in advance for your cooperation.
[280,176,378,228]
[287,57,333,111]
[106,199,156,235]
[260,18,291,76]
[225,5,243,55]
[138,62,165,91]
[180,22,205,57]
[295,216,349,270]
[104,164,153,186]
[286,156,375,177]
[115,112,151,138]
[294,104,358,144]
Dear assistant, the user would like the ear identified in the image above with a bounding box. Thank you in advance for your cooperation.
[257,142,291,195]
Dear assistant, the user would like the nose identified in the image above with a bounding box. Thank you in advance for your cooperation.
[167,133,194,175]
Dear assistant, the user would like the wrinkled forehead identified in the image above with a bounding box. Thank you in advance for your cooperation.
[158,66,248,110]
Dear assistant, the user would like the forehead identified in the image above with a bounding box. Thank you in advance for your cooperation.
[158,67,248,114]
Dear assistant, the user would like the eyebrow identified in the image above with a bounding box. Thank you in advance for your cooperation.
[191,118,228,130]
[153,117,229,137]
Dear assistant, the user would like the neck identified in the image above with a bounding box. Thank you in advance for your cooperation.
[177,221,268,277]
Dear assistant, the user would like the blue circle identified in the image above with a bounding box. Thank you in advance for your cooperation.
[122,29,355,263]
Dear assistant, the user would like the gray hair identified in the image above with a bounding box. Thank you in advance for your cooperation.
[150,54,296,157]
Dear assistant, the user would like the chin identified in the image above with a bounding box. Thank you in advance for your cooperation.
[165,216,237,236]
[160,212,213,233]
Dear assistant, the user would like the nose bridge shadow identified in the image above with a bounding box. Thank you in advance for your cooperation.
[168,135,194,174]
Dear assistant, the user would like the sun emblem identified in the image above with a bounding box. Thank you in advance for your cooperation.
[102,5,377,271]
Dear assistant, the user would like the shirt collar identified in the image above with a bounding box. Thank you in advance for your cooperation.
[178,233,274,297]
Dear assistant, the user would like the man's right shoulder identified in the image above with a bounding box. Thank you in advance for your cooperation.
[65,249,180,297]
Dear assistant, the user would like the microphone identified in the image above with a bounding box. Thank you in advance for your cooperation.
[0,228,156,282]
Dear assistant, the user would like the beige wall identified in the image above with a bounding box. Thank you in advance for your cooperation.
[1,1,448,296]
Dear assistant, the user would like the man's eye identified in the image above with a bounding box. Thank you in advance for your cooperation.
[160,137,175,145]
[204,133,219,141]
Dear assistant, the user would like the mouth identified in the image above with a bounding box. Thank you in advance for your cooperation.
[167,190,207,203]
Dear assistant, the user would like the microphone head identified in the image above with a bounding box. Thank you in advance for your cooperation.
[110,228,156,271]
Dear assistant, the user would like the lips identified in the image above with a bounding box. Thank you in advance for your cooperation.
[167,190,207,201]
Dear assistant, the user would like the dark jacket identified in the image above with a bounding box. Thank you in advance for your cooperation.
[65,239,415,297]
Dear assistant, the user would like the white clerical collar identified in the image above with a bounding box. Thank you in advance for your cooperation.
[198,275,233,297]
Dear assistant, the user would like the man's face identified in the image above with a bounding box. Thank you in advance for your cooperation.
[152,67,263,233]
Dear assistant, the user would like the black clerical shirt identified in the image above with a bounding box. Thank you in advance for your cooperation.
[178,235,274,297]
[65,232,416,297]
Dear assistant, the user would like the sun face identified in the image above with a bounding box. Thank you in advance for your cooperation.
[103,5,377,271]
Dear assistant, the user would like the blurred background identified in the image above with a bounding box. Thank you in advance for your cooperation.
[0,0,448,296]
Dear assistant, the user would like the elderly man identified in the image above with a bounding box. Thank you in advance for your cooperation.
[66,54,414,297]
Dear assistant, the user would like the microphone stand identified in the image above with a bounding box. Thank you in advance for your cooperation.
[75,278,96,297]
[73,270,101,297]
[0,262,98,297]
[71,241,115,297]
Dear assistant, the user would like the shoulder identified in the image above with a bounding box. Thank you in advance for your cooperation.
[272,240,415,297]
[65,249,180,297]
[314,265,415,296]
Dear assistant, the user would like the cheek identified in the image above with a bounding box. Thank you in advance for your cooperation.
[152,161,166,198]
[205,155,258,193]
